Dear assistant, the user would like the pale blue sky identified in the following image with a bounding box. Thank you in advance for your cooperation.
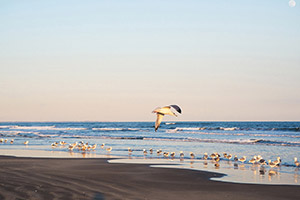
[0,0,299,121]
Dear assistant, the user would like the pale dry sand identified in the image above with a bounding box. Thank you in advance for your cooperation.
[0,156,299,200]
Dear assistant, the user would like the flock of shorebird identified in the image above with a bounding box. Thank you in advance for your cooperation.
[1,137,300,167]
[46,139,300,168]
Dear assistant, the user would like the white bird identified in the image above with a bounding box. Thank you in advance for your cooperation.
[106,147,112,152]
[268,160,277,168]
[238,156,246,163]
[294,157,299,167]
[152,105,182,131]
[170,152,175,158]
[180,151,184,158]
[273,157,281,166]
[143,149,147,155]
[227,154,232,160]
[128,147,133,153]
[203,153,208,160]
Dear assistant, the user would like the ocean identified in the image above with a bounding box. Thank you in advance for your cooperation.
[1,121,300,184]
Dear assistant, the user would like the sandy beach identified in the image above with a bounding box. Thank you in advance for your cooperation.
[0,156,299,200]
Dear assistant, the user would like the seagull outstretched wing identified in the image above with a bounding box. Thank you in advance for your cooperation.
[155,113,164,132]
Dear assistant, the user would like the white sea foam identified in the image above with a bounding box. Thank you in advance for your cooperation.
[220,127,237,131]
[11,126,87,131]
[0,126,12,129]
[92,128,138,131]
[173,127,206,131]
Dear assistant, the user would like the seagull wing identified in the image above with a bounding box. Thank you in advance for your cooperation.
[170,105,182,114]
[155,113,164,132]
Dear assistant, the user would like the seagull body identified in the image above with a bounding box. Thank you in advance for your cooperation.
[106,147,112,152]
[239,156,246,163]
[91,144,97,150]
[68,144,75,151]
[234,155,238,162]
[170,152,175,158]
[190,152,195,159]
[249,156,257,164]
[180,151,184,158]
[259,159,267,165]
[10,139,14,144]
[143,149,147,155]
[152,105,182,131]
[149,148,153,154]
[24,141,29,145]
[214,156,220,162]
[227,154,232,160]
[128,147,133,153]
[51,142,58,147]
[210,153,217,159]
[268,160,277,168]
[203,153,208,160]
[156,150,161,155]
[273,157,281,166]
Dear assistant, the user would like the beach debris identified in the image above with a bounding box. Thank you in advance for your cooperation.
[152,105,182,132]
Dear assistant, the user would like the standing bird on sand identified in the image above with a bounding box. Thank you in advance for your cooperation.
[239,156,247,163]
[294,157,299,167]
[152,105,182,132]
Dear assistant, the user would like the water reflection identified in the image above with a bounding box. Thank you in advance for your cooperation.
[109,157,300,185]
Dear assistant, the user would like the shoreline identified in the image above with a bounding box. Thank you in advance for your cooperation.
[1,148,300,186]
[0,156,300,200]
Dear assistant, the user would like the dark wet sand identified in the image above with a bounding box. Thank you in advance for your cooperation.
[0,156,299,200]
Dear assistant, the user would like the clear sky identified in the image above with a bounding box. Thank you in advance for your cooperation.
[0,0,299,121]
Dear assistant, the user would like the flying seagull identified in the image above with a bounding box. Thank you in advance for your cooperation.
[152,105,182,131]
